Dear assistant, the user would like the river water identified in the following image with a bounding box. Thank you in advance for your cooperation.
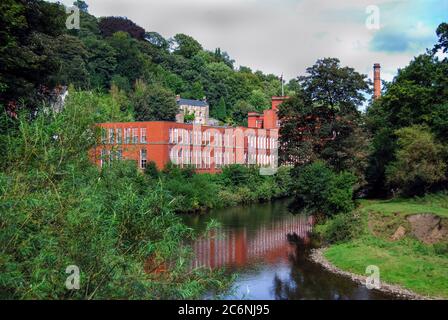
[183,197,398,300]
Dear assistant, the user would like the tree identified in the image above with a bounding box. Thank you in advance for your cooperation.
[248,89,269,111]
[132,81,178,121]
[0,0,66,109]
[279,95,340,165]
[73,0,88,13]
[99,16,145,40]
[279,59,370,187]
[145,31,169,50]
[82,36,117,89]
[214,48,235,69]
[51,35,90,89]
[434,22,448,54]
[183,110,195,123]
[232,100,256,126]
[365,49,448,195]
[386,125,447,196]
[187,81,205,100]
[106,31,148,86]
[214,97,227,121]
[292,161,356,216]
[171,34,203,59]
[298,57,370,114]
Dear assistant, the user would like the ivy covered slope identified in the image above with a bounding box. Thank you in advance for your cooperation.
[0,92,234,299]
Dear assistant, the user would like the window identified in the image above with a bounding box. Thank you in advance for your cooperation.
[117,128,122,144]
[204,150,210,168]
[174,128,178,144]
[109,128,115,144]
[101,128,107,144]
[140,149,147,169]
[132,128,138,144]
[196,150,202,168]
[215,151,221,168]
[170,147,178,165]
[141,128,147,143]
[125,128,131,144]
[117,149,123,161]
[100,149,107,167]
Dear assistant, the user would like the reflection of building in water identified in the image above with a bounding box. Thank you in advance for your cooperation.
[190,215,314,270]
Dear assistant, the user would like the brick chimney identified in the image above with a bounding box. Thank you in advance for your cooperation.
[373,63,381,100]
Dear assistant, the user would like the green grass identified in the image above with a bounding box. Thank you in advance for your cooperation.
[325,237,448,298]
[357,193,448,218]
[324,193,448,298]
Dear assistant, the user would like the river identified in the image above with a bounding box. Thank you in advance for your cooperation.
[183,197,398,300]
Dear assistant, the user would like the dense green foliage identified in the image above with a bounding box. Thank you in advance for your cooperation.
[279,58,371,190]
[151,164,293,213]
[365,28,448,197]
[386,125,447,195]
[0,88,293,298]
[132,81,178,121]
[316,212,363,244]
[281,24,447,202]
[0,0,295,126]
[0,93,235,299]
[292,161,356,217]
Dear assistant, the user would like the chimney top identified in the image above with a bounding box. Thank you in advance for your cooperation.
[373,63,381,100]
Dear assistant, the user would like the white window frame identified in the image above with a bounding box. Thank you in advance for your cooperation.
[140,128,147,143]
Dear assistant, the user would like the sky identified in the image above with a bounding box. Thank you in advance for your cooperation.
[58,0,447,83]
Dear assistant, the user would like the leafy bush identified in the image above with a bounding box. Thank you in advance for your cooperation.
[144,161,159,179]
[386,125,447,196]
[0,93,226,299]
[161,164,291,212]
[319,212,363,244]
[293,161,356,216]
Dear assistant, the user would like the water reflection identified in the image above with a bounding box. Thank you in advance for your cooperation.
[183,198,399,300]
[189,215,314,269]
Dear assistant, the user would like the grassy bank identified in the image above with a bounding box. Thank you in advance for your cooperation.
[319,193,448,298]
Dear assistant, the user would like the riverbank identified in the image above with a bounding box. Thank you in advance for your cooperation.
[315,193,448,299]
[310,248,433,300]
[158,164,293,213]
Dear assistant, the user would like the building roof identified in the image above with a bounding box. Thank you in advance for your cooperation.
[177,98,208,107]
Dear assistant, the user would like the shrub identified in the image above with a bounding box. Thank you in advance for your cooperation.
[293,161,356,216]
[221,165,251,186]
[320,212,363,244]
[386,125,447,196]
[0,92,225,299]
[144,161,159,179]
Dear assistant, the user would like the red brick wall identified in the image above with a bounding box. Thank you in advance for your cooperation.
[91,121,279,174]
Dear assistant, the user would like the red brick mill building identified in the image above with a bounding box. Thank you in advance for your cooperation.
[91,96,288,173]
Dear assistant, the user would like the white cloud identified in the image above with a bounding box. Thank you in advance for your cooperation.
[55,0,442,84]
